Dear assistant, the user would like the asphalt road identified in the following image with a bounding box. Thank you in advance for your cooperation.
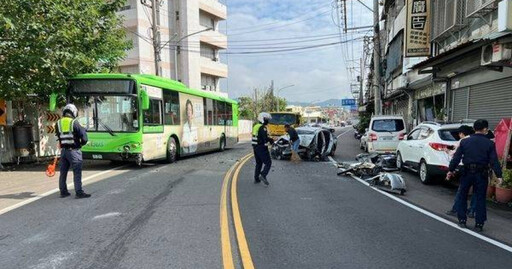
[0,145,249,269]
[237,126,512,269]
[1,127,512,269]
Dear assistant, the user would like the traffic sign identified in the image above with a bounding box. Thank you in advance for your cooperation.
[341,99,356,106]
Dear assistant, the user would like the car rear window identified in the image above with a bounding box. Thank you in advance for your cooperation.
[371,119,405,132]
[438,129,460,141]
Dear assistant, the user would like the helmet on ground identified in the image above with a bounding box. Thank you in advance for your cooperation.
[257,112,272,123]
[62,104,78,118]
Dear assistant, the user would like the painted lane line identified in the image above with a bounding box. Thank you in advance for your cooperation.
[0,165,129,216]
[220,153,252,269]
[337,129,353,139]
[220,161,238,269]
[327,156,512,253]
[231,154,256,269]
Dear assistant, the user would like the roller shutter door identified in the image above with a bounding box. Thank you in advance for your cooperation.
[468,77,512,129]
[451,87,469,122]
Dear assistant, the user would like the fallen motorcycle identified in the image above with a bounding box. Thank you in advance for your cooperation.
[337,153,406,195]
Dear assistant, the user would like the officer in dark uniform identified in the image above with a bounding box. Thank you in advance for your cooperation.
[447,119,503,232]
[56,104,91,199]
[252,112,274,185]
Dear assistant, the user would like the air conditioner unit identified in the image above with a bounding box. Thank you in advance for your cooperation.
[466,0,498,18]
[481,43,512,66]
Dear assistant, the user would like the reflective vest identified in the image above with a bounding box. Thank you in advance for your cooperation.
[252,123,263,146]
[57,117,76,146]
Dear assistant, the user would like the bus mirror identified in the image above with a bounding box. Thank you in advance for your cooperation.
[141,91,150,110]
[49,93,57,112]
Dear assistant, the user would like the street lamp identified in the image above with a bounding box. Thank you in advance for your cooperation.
[159,27,213,81]
[275,84,294,112]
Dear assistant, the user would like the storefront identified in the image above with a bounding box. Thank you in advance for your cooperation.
[413,82,445,124]
[450,74,512,129]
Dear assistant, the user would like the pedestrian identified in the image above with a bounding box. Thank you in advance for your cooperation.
[284,124,301,163]
[445,125,475,217]
[447,119,503,232]
[252,112,274,186]
[56,104,91,199]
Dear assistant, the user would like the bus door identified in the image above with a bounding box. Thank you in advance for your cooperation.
[203,98,218,150]
[142,86,165,160]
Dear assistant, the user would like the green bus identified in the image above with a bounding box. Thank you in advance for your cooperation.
[50,73,238,165]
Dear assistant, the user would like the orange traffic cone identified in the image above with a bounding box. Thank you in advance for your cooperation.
[46,156,58,177]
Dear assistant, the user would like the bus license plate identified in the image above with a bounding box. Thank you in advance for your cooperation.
[92,154,103,160]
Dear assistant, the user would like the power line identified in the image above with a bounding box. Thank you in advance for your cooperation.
[227,9,332,36]
[227,1,330,32]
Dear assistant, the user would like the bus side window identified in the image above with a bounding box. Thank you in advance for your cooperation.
[216,101,226,125]
[226,103,232,126]
[163,90,180,125]
[204,98,214,125]
[144,99,162,125]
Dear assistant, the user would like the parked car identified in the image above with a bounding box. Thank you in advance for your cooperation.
[366,116,407,154]
[271,126,337,161]
[359,129,369,152]
[396,122,469,184]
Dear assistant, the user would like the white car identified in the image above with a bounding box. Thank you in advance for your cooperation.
[366,116,407,154]
[396,122,468,184]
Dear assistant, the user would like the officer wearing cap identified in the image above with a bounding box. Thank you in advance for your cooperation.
[252,112,274,185]
[447,119,503,232]
[56,104,91,199]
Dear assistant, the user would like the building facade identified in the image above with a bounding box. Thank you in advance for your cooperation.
[376,0,512,131]
[118,0,228,94]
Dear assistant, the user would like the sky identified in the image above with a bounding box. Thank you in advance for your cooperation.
[220,0,374,103]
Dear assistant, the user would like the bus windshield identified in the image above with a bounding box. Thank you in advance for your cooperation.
[269,114,297,125]
[75,95,139,133]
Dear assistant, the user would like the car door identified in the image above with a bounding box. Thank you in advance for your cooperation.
[409,127,434,166]
[401,128,421,164]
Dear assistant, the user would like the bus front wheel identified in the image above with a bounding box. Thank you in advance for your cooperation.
[166,137,178,163]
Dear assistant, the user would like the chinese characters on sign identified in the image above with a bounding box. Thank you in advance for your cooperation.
[405,0,431,57]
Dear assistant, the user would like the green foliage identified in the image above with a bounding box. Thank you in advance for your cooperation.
[238,88,288,120]
[0,0,131,100]
[502,169,512,189]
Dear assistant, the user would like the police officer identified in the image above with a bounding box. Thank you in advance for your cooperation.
[56,104,91,199]
[252,112,274,185]
[447,119,503,232]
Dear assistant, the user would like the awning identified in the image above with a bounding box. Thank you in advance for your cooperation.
[412,33,512,71]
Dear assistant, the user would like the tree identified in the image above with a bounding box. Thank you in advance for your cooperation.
[237,88,288,120]
[0,0,131,101]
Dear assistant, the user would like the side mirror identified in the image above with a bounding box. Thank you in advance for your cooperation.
[141,90,150,110]
[49,93,57,112]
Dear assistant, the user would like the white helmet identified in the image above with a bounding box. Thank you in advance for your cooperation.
[62,104,78,118]
[257,112,272,123]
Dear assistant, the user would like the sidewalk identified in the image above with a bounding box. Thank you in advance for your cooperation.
[0,160,133,214]
[400,171,512,246]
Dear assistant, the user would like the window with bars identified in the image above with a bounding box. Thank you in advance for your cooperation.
[432,0,466,39]
[200,43,217,60]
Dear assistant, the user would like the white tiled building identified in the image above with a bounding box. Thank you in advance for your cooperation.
[118,0,228,94]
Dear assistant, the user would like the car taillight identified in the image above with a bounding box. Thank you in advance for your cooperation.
[429,142,450,151]
[370,133,377,141]
[399,133,405,140]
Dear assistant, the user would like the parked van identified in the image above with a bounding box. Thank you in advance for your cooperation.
[367,116,406,154]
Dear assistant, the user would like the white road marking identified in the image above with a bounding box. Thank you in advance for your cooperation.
[0,165,129,216]
[92,212,122,220]
[337,128,353,139]
[327,156,512,253]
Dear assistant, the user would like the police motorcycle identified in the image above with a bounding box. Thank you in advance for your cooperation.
[337,153,406,195]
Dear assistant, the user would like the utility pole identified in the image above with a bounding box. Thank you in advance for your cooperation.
[359,57,364,105]
[372,0,382,115]
[146,0,161,76]
[270,80,275,112]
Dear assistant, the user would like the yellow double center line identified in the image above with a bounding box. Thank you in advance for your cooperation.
[220,153,255,269]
